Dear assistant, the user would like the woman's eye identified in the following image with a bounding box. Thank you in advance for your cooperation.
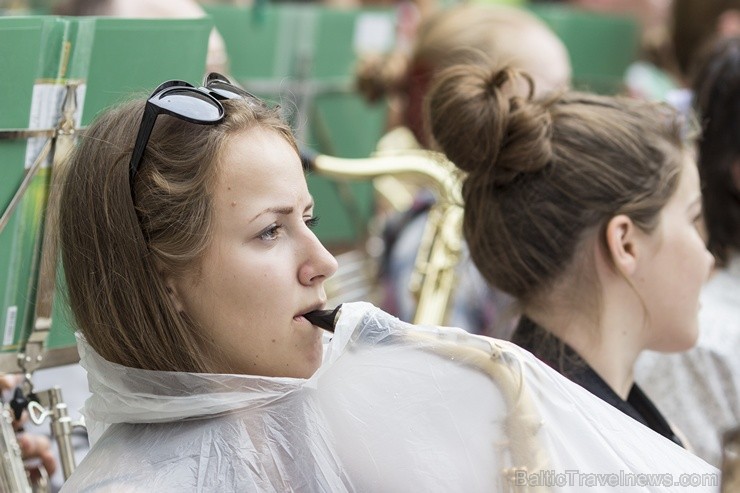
[305,216,320,229]
[258,224,281,241]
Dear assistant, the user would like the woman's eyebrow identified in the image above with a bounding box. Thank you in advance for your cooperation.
[249,198,315,223]
[249,206,294,223]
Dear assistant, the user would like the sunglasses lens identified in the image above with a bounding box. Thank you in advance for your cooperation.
[152,88,224,122]
[207,81,263,105]
[209,85,243,100]
[210,82,255,99]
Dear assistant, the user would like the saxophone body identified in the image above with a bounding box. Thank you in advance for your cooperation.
[313,143,465,326]
[0,404,32,493]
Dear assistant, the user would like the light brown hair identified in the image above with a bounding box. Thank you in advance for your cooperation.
[54,97,296,373]
[355,4,570,146]
[426,57,690,310]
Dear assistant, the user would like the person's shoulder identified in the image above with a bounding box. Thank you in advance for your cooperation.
[62,420,218,492]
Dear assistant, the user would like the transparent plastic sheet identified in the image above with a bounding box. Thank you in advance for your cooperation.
[62,302,718,492]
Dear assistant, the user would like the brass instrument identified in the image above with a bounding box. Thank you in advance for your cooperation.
[315,138,554,491]
[0,403,31,493]
[410,330,551,492]
[308,309,551,492]
[313,142,464,326]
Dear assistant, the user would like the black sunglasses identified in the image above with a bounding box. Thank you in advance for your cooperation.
[128,72,264,200]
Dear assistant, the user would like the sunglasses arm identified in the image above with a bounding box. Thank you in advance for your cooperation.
[128,102,160,194]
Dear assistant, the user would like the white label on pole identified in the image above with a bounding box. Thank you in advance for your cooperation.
[24,83,65,169]
[3,306,17,346]
[24,83,86,169]
[353,13,395,54]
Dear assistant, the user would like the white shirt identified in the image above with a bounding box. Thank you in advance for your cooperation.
[637,252,740,466]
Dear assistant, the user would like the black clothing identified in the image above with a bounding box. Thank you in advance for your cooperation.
[511,316,684,447]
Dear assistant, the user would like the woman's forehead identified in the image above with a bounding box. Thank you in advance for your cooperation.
[215,129,308,209]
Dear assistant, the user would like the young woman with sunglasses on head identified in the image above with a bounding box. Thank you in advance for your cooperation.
[54,73,717,491]
[55,74,341,491]
[59,74,338,379]
[426,54,715,447]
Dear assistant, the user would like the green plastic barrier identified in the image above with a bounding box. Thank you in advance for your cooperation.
[307,7,393,246]
[0,16,68,371]
[203,4,292,82]
[529,4,640,95]
[70,17,212,124]
[0,16,211,371]
[206,4,395,249]
[307,6,391,157]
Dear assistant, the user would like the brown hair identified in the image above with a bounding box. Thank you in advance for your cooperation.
[672,0,740,80]
[55,96,296,373]
[692,35,740,265]
[355,4,571,146]
[426,58,690,309]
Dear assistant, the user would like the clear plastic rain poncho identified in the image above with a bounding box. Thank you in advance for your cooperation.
[62,302,719,492]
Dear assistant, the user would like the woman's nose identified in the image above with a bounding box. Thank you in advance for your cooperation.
[298,234,339,286]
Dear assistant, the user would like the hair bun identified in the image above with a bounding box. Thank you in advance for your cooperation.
[426,62,553,187]
[355,52,409,103]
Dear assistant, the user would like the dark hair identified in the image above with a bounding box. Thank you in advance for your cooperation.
[692,35,740,265]
[55,97,296,372]
[672,0,740,80]
[426,58,691,308]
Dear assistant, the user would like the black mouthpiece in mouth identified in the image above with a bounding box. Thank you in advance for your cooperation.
[303,305,342,332]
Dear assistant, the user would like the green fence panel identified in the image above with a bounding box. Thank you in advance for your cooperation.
[71,17,211,124]
[529,4,640,94]
[206,4,395,249]
[0,16,68,364]
[306,7,394,248]
[307,6,392,157]
[1,16,211,368]
[50,17,211,354]
[205,4,292,81]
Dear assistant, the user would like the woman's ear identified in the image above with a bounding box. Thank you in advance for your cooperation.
[604,214,639,277]
[153,258,185,312]
[153,259,186,313]
[162,275,186,313]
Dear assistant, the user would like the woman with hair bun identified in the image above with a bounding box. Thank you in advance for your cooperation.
[427,55,715,446]
[361,4,571,337]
